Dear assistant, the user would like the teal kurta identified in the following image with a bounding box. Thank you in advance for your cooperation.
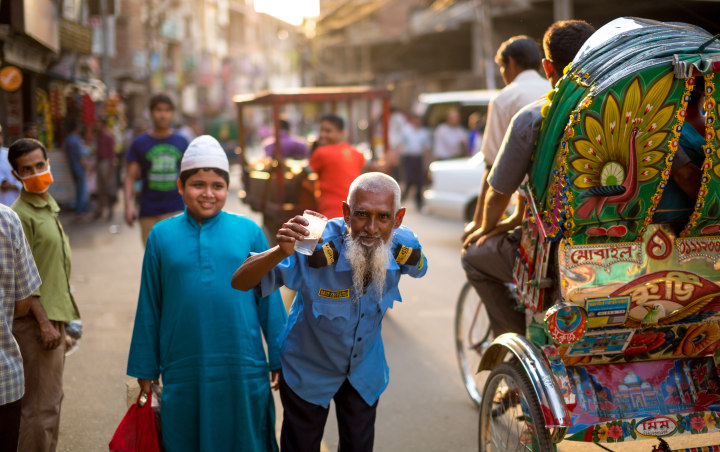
[127,210,287,452]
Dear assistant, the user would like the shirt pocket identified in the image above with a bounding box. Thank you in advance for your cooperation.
[311,300,358,334]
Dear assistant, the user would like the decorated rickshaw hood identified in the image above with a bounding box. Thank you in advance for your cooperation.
[529,17,720,245]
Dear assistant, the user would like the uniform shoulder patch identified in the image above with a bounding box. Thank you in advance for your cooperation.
[308,241,338,268]
[393,243,422,266]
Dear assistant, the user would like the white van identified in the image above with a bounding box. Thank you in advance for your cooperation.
[416,89,498,221]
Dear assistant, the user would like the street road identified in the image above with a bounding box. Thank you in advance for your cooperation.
[56,172,719,451]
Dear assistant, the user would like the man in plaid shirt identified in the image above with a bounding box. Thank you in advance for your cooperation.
[0,203,41,450]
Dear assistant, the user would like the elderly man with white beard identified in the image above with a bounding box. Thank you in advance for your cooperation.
[232,172,428,452]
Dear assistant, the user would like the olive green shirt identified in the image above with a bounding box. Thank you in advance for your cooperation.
[12,190,80,321]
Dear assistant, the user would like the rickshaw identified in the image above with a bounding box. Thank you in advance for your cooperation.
[233,86,392,234]
[469,18,720,451]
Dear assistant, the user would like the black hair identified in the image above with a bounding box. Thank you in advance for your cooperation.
[179,167,230,186]
[543,20,595,75]
[320,113,344,131]
[149,93,175,111]
[7,138,48,171]
[495,35,543,72]
[279,119,290,131]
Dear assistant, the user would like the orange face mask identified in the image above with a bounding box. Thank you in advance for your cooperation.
[20,168,53,193]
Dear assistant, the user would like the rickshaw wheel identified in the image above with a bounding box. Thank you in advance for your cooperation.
[454,282,493,406]
[479,362,553,452]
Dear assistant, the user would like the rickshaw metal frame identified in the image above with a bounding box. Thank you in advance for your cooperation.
[478,333,572,433]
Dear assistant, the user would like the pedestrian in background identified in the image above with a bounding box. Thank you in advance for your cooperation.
[0,204,41,451]
[64,118,92,222]
[124,93,188,245]
[399,113,431,211]
[0,125,22,206]
[95,119,117,220]
[232,172,428,452]
[385,106,407,181]
[463,35,550,241]
[309,113,365,219]
[8,138,81,452]
[127,136,286,451]
[467,112,486,156]
[264,119,308,159]
[432,108,467,160]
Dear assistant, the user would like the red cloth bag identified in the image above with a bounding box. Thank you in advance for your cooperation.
[109,393,161,452]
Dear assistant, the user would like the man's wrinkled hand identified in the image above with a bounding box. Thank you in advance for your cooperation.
[276,216,323,256]
[38,322,62,350]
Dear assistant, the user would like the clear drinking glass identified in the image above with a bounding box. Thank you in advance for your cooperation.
[294,210,328,255]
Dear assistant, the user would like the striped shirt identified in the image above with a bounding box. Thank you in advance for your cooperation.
[0,204,41,405]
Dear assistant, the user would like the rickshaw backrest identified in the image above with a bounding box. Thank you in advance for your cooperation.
[529,18,720,245]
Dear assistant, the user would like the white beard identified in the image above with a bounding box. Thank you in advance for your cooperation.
[345,233,392,300]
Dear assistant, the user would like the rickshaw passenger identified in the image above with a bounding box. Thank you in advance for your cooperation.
[461,20,596,337]
[653,77,704,226]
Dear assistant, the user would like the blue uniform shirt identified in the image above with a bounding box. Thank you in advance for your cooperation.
[256,218,428,407]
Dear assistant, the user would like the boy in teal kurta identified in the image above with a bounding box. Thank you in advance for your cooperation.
[127,135,287,451]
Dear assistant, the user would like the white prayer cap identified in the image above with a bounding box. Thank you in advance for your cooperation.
[180,135,229,173]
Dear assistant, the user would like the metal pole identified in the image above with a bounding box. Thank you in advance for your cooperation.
[100,0,111,90]
[381,97,390,161]
[474,0,496,90]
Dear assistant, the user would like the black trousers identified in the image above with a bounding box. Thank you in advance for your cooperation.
[400,155,425,210]
[0,398,22,451]
[279,373,378,452]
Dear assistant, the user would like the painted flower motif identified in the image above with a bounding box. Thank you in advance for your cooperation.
[693,364,709,382]
[705,412,717,429]
[596,425,609,441]
[570,73,676,191]
[690,415,706,431]
[681,415,692,431]
[608,423,623,439]
[708,379,719,392]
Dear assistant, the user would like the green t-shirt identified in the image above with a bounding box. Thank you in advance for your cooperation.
[12,190,80,321]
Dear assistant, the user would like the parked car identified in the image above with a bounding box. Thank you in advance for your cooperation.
[423,152,485,221]
[417,89,498,221]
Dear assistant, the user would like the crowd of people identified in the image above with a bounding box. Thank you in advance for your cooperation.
[0,18,577,452]
[2,14,709,452]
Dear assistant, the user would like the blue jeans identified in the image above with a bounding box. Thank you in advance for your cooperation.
[71,168,89,214]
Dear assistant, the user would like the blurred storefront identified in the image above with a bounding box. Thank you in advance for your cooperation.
[0,0,125,204]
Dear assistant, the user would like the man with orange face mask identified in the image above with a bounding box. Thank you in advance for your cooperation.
[8,138,81,452]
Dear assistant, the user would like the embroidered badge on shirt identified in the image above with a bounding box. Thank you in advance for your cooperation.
[318,288,350,299]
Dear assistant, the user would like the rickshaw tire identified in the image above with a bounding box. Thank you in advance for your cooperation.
[479,361,554,452]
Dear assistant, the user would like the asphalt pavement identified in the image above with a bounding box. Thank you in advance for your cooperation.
[55,170,720,451]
